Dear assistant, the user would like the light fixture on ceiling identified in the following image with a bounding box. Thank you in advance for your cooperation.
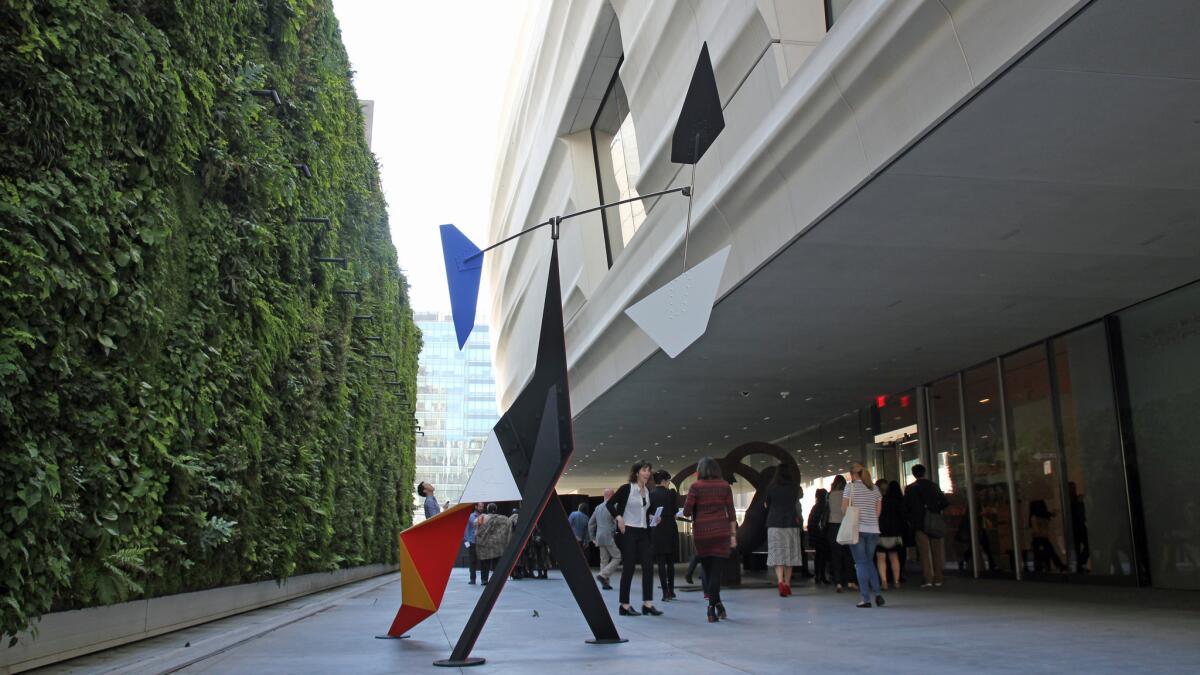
[978,398,991,404]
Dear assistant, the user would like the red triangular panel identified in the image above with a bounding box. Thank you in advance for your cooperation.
[387,605,434,638]
[403,504,472,605]
[382,503,473,637]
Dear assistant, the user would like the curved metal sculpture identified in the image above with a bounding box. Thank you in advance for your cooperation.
[672,441,800,552]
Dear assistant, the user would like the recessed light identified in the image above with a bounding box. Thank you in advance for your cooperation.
[978,398,990,404]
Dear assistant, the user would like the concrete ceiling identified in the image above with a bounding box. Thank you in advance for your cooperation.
[561,0,1200,489]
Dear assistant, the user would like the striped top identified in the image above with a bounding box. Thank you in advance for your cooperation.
[843,481,882,534]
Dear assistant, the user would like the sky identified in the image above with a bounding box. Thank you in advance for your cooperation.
[332,1,532,315]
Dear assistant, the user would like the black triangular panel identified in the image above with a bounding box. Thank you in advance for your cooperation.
[671,42,725,165]
[494,241,572,483]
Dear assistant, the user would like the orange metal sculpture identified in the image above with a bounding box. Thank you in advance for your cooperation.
[382,502,474,638]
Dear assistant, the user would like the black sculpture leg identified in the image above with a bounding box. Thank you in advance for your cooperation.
[539,496,625,644]
[436,389,567,667]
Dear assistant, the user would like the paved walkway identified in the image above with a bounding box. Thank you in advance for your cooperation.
[37,568,1200,674]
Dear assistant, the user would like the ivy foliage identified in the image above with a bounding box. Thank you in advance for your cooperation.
[0,0,418,639]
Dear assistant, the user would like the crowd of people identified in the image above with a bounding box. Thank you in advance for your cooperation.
[432,457,950,620]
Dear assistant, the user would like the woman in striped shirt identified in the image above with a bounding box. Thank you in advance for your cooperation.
[842,462,885,608]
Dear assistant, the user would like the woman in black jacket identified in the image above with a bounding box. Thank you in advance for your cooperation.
[649,470,679,601]
[876,481,907,590]
[606,460,663,616]
[807,488,831,584]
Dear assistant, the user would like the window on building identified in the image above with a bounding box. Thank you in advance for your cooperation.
[824,0,854,28]
[591,66,644,265]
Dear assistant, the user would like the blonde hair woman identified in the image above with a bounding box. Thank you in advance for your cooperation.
[841,463,884,608]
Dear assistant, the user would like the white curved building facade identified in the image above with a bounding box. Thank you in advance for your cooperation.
[486,0,1200,589]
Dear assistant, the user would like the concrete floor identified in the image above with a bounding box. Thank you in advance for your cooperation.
[38,568,1200,674]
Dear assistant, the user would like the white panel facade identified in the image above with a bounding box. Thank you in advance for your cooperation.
[486,0,1084,417]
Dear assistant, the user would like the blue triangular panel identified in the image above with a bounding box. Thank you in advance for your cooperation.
[439,224,483,349]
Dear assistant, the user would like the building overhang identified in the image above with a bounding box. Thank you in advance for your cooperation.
[560,0,1200,489]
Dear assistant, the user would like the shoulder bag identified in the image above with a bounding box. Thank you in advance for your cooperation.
[836,500,860,545]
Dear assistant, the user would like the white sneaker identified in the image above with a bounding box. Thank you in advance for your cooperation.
[920,583,933,588]
[934,582,943,587]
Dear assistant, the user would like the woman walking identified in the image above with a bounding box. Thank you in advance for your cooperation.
[807,488,831,584]
[606,461,663,616]
[764,463,803,596]
[650,470,680,601]
[842,463,884,608]
[684,457,737,623]
[474,503,511,584]
[827,474,854,593]
[876,480,906,590]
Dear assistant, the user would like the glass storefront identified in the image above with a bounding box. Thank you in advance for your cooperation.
[792,280,1197,588]
[929,375,973,575]
[1051,324,1134,580]
[1004,344,1070,576]
[1118,281,1200,590]
[963,361,1014,575]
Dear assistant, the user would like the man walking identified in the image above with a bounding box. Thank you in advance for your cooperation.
[464,502,485,584]
[568,503,591,552]
[588,488,620,590]
[904,464,950,587]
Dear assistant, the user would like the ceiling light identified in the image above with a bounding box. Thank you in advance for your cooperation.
[978,398,990,404]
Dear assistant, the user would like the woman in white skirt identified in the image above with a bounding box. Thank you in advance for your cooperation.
[763,463,803,596]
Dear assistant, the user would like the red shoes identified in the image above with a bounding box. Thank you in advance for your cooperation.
[778,582,792,597]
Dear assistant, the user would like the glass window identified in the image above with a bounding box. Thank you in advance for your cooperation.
[964,360,1014,575]
[1051,323,1134,579]
[1118,280,1200,590]
[824,0,855,27]
[1003,345,1069,576]
[591,75,644,262]
[929,375,974,575]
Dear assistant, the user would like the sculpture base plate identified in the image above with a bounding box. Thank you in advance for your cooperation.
[374,634,410,640]
[586,638,629,644]
[434,657,486,667]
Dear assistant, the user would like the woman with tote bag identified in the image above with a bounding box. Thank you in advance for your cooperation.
[841,463,884,608]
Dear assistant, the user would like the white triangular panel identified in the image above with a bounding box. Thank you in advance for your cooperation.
[624,246,731,358]
[459,430,522,503]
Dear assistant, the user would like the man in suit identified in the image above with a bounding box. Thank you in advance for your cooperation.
[588,488,620,590]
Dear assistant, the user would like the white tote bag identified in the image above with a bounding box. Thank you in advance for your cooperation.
[836,505,860,545]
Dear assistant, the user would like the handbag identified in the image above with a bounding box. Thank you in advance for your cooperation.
[836,505,860,545]
[923,509,946,539]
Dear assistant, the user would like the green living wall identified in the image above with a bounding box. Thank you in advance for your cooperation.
[0,0,418,638]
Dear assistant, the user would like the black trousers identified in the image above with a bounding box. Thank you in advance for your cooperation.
[827,525,852,585]
[686,553,704,582]
[619,526,654,605]
[655,552,675,595]
[699,556,723,605]
[480,557,495,582]
[467,544,479,582]
[812,530,830,581]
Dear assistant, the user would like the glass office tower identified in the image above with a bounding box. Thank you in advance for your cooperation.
[413,312,497,514]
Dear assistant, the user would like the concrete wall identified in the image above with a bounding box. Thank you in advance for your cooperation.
[0,563,395,673]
